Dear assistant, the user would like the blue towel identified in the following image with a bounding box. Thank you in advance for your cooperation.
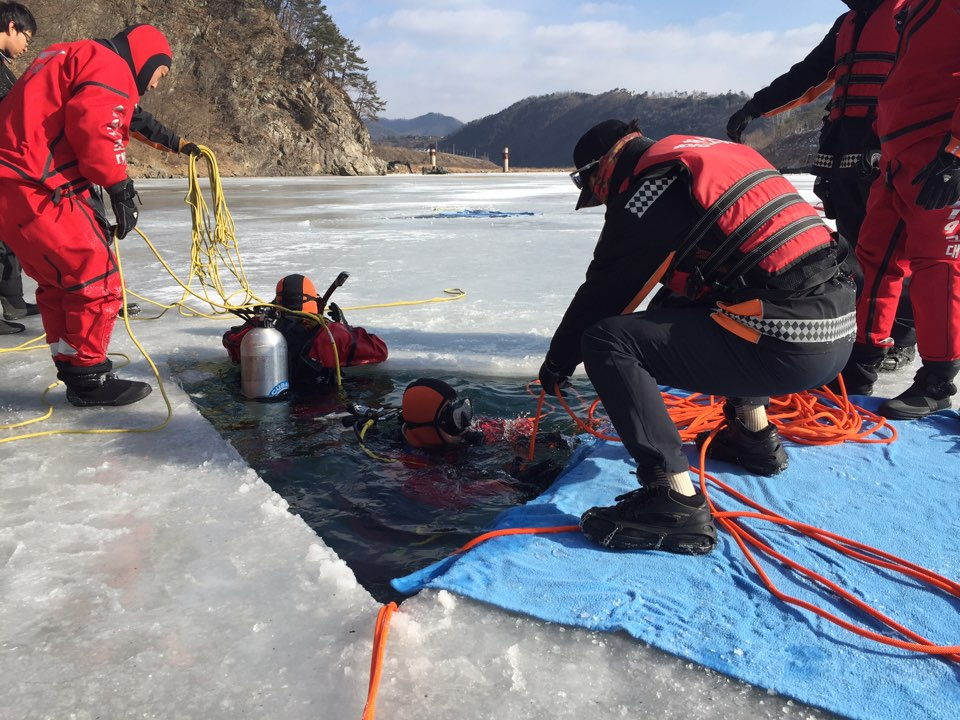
[394,402,960,720]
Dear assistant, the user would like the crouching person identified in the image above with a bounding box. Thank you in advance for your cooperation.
[540,120,856,554]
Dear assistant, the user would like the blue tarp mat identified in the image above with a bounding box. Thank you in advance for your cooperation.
[394,400,960,720]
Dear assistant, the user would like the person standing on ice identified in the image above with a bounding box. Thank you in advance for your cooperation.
[728,0,915,379]
[0,2,36,336]
[0,24,173,406]
[833,0,960,419]
[539,120,855,554]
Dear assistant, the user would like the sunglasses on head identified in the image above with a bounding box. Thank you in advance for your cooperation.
[569,160,600,189]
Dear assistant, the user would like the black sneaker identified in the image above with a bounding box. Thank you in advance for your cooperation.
[1,298,39,321]
[879,366,956,420]
[580,486,716,554]
[879,345,917,372]
[695,405,788,476]
[0,318,25,334]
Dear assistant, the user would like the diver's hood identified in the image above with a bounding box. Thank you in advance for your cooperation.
[842,0,882,13]
[105,24,172,96]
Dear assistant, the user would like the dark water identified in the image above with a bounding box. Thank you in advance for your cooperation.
[172,361,587,603]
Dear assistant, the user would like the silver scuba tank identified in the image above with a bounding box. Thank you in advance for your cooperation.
[240,325,290,401]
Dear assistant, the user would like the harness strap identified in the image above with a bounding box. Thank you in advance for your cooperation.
[715,216,827,290]
[687,192,808,297]
[671,168,780,270]
[833,50,896,66]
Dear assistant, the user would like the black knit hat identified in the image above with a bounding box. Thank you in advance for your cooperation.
[572,120,630,210]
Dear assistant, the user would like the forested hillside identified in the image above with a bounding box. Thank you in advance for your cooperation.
[16,0,384,177]
[441,89,827,169]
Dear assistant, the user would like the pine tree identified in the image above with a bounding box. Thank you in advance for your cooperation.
[266,0,388,118]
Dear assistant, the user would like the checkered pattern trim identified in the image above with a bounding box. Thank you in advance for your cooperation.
[716,308,857,344]
[625,175,678,218]
[814,153,862,170]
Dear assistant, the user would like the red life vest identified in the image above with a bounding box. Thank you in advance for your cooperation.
[622,135,834,299]
[827,1,902,123]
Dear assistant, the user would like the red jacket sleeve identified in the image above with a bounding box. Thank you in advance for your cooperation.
[63,54,136,188]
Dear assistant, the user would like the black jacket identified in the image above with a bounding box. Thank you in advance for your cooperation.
[0,57,16,102]
[130,106,181,152]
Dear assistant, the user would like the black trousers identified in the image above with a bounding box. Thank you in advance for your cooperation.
[581,304,852,474]
[0,239,24,302]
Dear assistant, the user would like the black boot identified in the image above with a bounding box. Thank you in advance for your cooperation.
[695,403,788,476]
[879,362,959,420]
[580,485,717,554]
[56,360,152,407]
[827,342,887,395]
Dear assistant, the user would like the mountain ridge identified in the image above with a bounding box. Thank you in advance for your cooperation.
[367,112,463,140]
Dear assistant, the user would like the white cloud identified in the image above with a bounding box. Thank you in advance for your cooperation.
[341,2,832,121]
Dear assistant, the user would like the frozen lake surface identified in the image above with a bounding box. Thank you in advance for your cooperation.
[0,171,923,719]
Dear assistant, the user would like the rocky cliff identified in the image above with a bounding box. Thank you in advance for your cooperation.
[20,0,384,177]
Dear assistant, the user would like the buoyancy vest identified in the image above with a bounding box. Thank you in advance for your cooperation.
[609,135,855,348]
[877,0,960,157]
[828,1,901,123]
[613,135,837,300]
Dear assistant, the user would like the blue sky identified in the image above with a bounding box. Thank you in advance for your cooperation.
[323,0,846,122]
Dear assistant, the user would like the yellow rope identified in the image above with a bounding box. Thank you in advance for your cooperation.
[339,288,466,312]
[0,333,46,354]
[0,234,173,444]
[358,418,399,463]
[3,145,468,440]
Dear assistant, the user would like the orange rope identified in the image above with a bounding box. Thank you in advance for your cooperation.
[360,378,938,719]
[531,381,955,659]
[361,601,398,720]
[694,433,960,660]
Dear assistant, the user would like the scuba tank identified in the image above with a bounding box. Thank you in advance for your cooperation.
[240,312,290,401]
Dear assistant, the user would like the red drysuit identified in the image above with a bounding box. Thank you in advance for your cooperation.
[0,25,172,367]
[856,0,960,361]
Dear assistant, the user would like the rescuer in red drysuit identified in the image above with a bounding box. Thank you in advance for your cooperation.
[834,0,960,418]
[0,24,173,406]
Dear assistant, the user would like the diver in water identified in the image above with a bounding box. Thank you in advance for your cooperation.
[344,377,569,486]
[223,272,388,389]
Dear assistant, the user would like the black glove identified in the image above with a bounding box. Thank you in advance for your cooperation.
[106,179,139,239]
[912,134,960,210]
[180,141,202,158]
[538,357,573,397]
[726,100,760,143]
